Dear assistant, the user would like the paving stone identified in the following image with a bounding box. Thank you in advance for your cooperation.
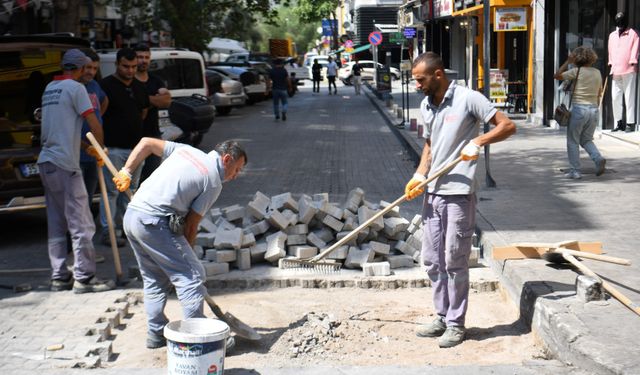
[383,216,410,237]
[395,240,418,256]
[265,209,289,230]
[344,187,365,213]
[297,196,318,224]
[356,227,371,243]
[271,192,299,212]
[241,232,256,248]
[287,233,307,246]
[313,193,329,203]
[363,199,379,210]
[250,241,267,263]
[363,261,392,276]
[222,204,245,222]
[215,250,237,263]
[233,248,251,270]
[322,203,344,220]
[469,246,480,268]
[313,227,335,242]
[243,220,270,236]
[247,191,271,220]
[285,223,309,235]
[192,245,204,259]
[322,215,344,232]
[358,206,384,232]
[209,207,223,222]
[195,233,215,248]
[265,231,287,263]
[406,234,422,251]
[336,231,357,246]
[198,217,217,233]
[288,245,318,258]
[203,261,229,277]
[343,216,356,231]
[307,232,327,249]
[281,209,298,226]
[344,246,374,269]
[380,200,401,217]
[365,240,391,255]
[386,254,415,269]
[214,217,237,231]
[205,249,218,261]
[326,245,349,260]
[241,214,256,227]
[386,231,407,241]
[214,227,243,250]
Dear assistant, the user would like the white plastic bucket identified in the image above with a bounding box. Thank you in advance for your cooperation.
[164,318,230,375]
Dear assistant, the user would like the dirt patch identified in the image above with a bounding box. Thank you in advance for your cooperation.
[105,287,546,369]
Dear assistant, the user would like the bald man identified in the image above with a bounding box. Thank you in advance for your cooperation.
[404,52,515,348]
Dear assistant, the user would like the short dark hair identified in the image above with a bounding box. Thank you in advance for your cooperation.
[80,48,99,62]
[134,44,150,52]
[116,48,137,63]
[215,140,247,164]
[413,52,444,72]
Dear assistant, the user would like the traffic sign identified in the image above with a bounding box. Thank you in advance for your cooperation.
[368,31,383,46]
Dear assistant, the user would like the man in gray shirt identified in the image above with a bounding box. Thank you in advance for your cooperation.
[113,137,246,349]
[404,52,515,348]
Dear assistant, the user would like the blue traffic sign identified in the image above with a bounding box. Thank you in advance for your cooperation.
[368,31,383,46]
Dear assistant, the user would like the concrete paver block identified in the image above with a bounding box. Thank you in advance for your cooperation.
[214,217,237,231]
[313,227,335,242]
[386,254,415,269]
[307,232,327,249]
[363,199,379,210]
[366,240,391,255]
[265,209,289,230]
[195,233,215,248]
[383,217,410,237]
[202,261,229,277]
[287,233,307,246]
[343,216,356,231]
[285,223,309,235]
[222,204,245,222]
[271,192,299,212]
[215,249,237,263]
[244,220,270,236]
[358,206,384,231]
[205,249,218,261]
[395,240,418,256]
[356,227,370,244]
[250,241,267,263]
[281,209,299,226]
[322,203,344,220]
[336,231,357,246]
[380,200,401,217]
[344,187,365,213]
[192,245,204,259]
[265,231,287,263]
[386,231,407,241]
[233,248,251,270]
[214,227,243,250]
[344,246,374,269]
[363,261,392,276]
[322,214,344,232]
[575,275,605,302]
[326,245,349,260]
[209,207,223,222]
[288,245,318,258]
[198,217,217,233]
[247,191,271,219]
[298,196,319,224]
[241,232,256,248]
[242,214,256,227]
[406,233,422,251]
[313,193,329,203]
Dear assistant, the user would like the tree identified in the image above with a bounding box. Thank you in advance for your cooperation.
[294,0,340,51]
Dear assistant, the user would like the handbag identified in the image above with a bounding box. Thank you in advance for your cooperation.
[554,67,580,126]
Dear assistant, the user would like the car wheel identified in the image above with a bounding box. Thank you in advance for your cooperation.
[216,106,232,116]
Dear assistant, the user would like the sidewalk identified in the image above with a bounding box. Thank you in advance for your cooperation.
[368,83,640,375]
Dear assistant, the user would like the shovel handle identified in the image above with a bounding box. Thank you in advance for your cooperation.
[86,132,133,200]
[97,166,123,279]
[558,248,631,266]
[313,156,463,261]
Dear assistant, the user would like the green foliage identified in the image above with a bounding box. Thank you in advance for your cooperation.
[294,0,340,22]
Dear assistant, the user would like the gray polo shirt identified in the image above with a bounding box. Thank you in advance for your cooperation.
[128,141,224,217]
[420,81,497,195]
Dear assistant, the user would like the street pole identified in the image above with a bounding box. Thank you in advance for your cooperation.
[483,0,496,188]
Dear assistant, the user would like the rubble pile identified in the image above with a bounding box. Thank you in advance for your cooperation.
[285,312,342,358]
[194,188,425,277]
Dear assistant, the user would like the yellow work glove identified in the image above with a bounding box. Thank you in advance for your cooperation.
[113,168,132,192]
[405,173,427,200]
[460,140,481,161]
[86,146,105,167]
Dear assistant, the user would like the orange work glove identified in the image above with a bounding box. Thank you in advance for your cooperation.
[112,168,132,192]
[86,146,105,167]
[460,140,481,161]
[404,173,427,200]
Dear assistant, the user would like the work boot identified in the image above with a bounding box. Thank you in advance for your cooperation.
[438,326,466,348]
[101,231,126,247]
[50,276,74,291]
[146,331,166,349]
[595,158,606,176]
[625,124,636,132]
[282,112,287,121]
[275,112,280,120]
[73,276,116,294]
[415,316,446,337]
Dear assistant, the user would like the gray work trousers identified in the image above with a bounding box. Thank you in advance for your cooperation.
[123,208,206,336]
[39,162,96,281]
[421,193,476,327]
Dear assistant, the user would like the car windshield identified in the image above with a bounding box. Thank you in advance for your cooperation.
[149,58,203,90]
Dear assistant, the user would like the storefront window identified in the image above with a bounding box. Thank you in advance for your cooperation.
[559,0,608,72]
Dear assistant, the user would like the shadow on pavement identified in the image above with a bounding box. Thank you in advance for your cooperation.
[518,280,575,326]
[466,319,531,341]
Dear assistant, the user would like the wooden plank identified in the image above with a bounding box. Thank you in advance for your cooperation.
[491,242,602,260]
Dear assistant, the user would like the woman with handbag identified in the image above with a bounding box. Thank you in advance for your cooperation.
[554,46,607,179]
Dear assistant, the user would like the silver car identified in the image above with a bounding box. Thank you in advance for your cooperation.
[205,69,247,115]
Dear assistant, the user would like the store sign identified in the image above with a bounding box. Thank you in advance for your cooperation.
[390,32,403,44]
[489,69,509,99]
[403,27,417,38]
[494,8,527,32]
[377,67,392,93]
[433,0,453,18]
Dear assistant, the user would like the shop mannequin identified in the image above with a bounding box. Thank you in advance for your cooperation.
[608,12,639,132]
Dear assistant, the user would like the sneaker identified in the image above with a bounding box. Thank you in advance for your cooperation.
[73,276,116,294]
[146,331,166,349]
[101,232,126,247]
[564,170,582,179]
[595,159,606,176]
[51,276,74,291]
[438,326,466,348]
[282,112,287,121]
[415,316,446,337]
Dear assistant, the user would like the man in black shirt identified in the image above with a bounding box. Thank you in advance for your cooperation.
[99,48,150,247]
[134,44,171,182]
[266,59,292,121]
[352,58,363,95]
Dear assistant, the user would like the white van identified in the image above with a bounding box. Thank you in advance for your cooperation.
[99,48,214,146]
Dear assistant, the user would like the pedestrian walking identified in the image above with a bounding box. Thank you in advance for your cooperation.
[113,137,247,349]
[326,56,338,95]
[312,59,322,93]
[134,44,171,182]
[554,46,607,179]
[352,58,363,95]
[405,52,515,348]
[266,58,291,121]
[38,49,115,293]
[99,48,150,247]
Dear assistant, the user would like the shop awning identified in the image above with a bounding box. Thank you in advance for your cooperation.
[330,46,346,54]
[344,44,371,55]
[452,0,532,17]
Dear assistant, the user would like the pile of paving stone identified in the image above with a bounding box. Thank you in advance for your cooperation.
[194,188,424,278]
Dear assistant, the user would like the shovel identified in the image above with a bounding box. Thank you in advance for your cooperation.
[86,132,262,340]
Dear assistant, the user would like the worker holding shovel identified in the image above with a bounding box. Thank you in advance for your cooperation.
[405,52,516,348]
[112,137,246,349]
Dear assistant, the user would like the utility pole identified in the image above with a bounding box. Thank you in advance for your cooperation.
[482,0,496,188]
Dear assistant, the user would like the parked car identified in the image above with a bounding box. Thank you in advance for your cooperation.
[205,69,246,115]
[208,65,266,104]
[0,34,90,213]
[99,48,214,146]
[225,52,272,65]
[339,60,401,85]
